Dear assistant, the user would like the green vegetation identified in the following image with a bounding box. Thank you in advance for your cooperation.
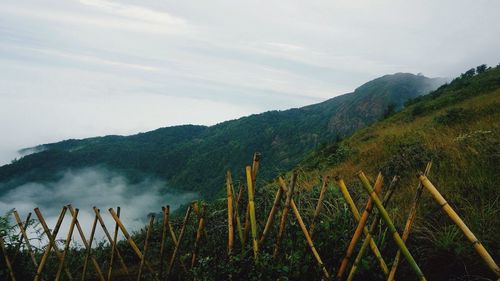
[0,73,444,198]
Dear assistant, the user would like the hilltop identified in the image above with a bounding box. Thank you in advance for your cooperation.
[0,73,444,197]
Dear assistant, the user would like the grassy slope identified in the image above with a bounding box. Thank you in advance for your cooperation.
[297,65,500,279]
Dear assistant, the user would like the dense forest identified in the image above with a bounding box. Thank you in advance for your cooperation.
[0,73,445,198]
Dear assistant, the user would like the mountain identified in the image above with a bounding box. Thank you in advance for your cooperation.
[0,73,445,197]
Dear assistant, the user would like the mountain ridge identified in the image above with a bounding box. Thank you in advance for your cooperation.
[0,73,446,197]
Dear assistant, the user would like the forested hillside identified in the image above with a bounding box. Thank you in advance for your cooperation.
[0,73,444,197]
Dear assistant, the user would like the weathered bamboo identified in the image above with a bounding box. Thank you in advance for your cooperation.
[309,176,329,236]
[159,206,170,280]
[277,178,330,279]
[34,207,72,281]
[168,220,178,246]
[82,209,100,281]
[166,205,192,279]
[234,179,245,248]
[273,172,297,259]
[66,205,105,281]
[55,208,78,281]
[191,203,206,268]
[137,215,155,281]
[242,153,261,246]
[226,171,235,255]
[0,234,16,281]
[359,171,426,280]
[418,174,500,277]
[108,208,159,281]
[10,210,31,266]
[246,166,259,260]
[108,206,121,281]
[259,183,284,245]
[387,162,432,281]
[347,176,399,281]
[93,207,131,280]
[337,173,385,279]
[335,176,388,275]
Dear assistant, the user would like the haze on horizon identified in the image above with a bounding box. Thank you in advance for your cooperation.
[1,0,500,165]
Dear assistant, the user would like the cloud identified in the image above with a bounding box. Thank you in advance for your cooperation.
[0,167,197,246]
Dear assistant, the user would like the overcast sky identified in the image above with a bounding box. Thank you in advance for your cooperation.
[1,0,499,165]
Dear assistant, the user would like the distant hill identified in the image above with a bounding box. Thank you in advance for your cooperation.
[0,73,445,197]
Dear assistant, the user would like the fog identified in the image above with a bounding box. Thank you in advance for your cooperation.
[0,167,197,247]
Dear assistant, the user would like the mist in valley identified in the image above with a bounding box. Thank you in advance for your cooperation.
[0,167,197,246]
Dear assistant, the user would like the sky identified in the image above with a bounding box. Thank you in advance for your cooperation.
[1,0,500,165]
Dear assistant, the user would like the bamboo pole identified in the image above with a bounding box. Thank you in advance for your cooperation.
[246,166,259,260]
[273,172,297,259]
[335,176,388,275]
[191,203,206,268]
[277,178,330,279]
[387,162,432,281]
[9,212,31,264]
[34,207,73,281]
[159,206,169,281]
[82,209,99,281]
[107,206,121,281]
[137,215,155,281]
[359,171,426,280]
[166,205,192,280]
[347,176,399,281]
[0,234,16,281]
[242,153,261,247]
[337,172,385,279]
[11,211,35,267]
[259,183,284,245]
[418,174,500,277]
[93,207,131,280]
[66,205,105,281]
[168,220,178,246]
[309,176,329,236]
[226,171,235,255]
[55,208,78,281]
[234,179,245,248]
[108,208,159,281]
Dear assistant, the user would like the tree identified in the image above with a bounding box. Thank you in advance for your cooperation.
[476,64,487,74]
[460,68,476,79]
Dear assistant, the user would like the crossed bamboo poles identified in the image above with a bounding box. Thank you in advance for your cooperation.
[2,156,499,280]
[0,201,207,281]
[224,156,499,280]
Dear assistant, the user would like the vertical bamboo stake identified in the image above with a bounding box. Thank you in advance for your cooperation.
[93,207,131,280]
[359,172,426,280]
[232,183,244,248]
[226,171,235,255]
[11,210,31,266]
[418,174,500,277]
[309,176,329,236]
[108,208,159,281]
[337,172,385,279]
[259,183,284,245]
[243,153,261,246]
[166,205,192,279]
[55,208,78,281]
[191,203,206,268]
[347,176,399,281]
[246,166,259,260]
[168,220,178,246]
[82,209,100,281]
[159,206,170,281]
[277,178,330,279]
[335,176,388,275]
[0,235,16,281]
[234,180,245,248]
[273,172,297,259]
[387,162,432,281]
[67,205,105,281]
[34,206,72,281]
[137,215,155,281]
[108,206,121,281]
